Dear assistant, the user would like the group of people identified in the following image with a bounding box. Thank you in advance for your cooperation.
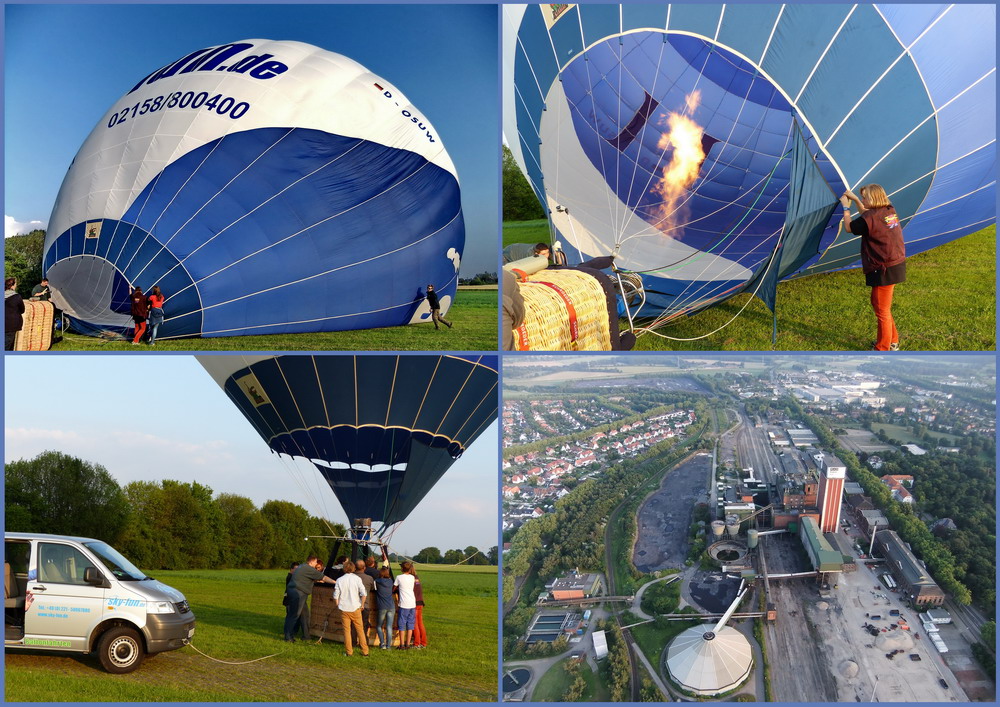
[129,286,166,345]
[283,556,427,657]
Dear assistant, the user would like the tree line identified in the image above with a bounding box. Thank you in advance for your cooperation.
[4,230,45,298]
[6,451,496,570]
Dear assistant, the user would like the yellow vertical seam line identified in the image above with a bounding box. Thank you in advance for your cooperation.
[411,356,442,429]
[386,356,400,427]
[313,356,331,429]
[433,358,478,435]
[452,380,499,444]
[354,356,359,427]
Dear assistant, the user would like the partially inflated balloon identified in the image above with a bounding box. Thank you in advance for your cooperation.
[199,355,497,528]
[504,4,995,317]
[45,39,463,338]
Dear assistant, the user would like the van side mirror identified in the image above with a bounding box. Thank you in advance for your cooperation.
[84,566,110,587]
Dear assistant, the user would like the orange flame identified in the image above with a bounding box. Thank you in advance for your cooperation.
[651,90,705,235]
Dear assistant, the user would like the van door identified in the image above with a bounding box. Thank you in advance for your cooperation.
[24,541,107,651]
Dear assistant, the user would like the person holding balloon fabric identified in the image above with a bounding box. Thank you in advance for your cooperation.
[841,185,906,351]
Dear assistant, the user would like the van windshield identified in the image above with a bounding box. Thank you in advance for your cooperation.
[83,541,148,581]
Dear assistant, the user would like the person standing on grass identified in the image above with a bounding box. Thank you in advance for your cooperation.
[130,286,148,345]
[146,285,166,345]
[333,560,369,657]
[352,559,375,646]
[289,555,335,641]
[424,284,453,330]
[282,561,301,641]
[4,278,24,351]
[412,572,427,649]
[393,561,417,650]
[841,184,906,351]
[374,567,395,649]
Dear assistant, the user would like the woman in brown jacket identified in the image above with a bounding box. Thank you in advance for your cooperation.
[841,184,906,351]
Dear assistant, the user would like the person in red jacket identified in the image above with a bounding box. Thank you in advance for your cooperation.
[411,572,427,648]
[841,184,906,351]
[130,286,149,345]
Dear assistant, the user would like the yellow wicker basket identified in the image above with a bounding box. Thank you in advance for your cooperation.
[514,269,612,351]
[16,300,55,351]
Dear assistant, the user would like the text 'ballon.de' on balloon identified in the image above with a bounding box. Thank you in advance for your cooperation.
[504,4,996,318]
[45,39,464,338]
[198,355,498,530]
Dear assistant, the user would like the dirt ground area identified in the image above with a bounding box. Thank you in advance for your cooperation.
[687,571,741,614]
[632,455,711,572]
[761,532,839,702]
[761,531,968,702]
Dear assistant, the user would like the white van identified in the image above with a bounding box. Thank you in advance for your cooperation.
[5,532,195,673]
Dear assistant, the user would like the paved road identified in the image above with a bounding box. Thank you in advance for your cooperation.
[631,574,681,620]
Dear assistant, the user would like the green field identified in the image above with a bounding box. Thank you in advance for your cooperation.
[5,565,497,702]
[875,423,961,446]
[531,657,609,702]
[504,221,995,350]
[48,288,498,352]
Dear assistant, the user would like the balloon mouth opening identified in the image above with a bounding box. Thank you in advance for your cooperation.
[551,30,845,282]
[46,251,134,321]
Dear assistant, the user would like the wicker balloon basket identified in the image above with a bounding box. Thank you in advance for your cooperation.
[513,269,613,351]
[15,300,55,351]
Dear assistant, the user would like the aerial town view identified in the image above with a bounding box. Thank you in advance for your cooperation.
[501,355,995,702]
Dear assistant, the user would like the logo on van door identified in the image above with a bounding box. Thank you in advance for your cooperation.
[107,597,145,609]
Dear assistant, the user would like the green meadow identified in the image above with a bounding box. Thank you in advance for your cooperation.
[5,565,498,702]
[49,288,497,352]
[504,222,995,351]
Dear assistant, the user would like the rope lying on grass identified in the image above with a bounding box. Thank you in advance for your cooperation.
[185,642,291,665]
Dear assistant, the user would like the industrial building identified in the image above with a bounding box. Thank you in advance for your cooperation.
[665,583,753,696]
[546,571,602,600]
[786,429,819,447]
[799,517,847,574]
[875,530,946,607]
[816,455,846,532]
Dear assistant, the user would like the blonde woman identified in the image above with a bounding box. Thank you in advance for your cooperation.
[840,184,906,351]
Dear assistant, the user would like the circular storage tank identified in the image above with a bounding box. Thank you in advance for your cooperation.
[725,515,740,538]
[666,624,753,696]
[711,520,726,538]
[747,529,759,549]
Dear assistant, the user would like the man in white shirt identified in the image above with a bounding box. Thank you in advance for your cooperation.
[333,560,369,657]
[393,561,417,650]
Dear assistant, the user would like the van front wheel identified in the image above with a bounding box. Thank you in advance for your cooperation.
[97,626,145,673]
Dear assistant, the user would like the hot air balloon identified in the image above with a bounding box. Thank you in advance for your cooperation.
[44,39,464,339]
[503,4,995,335]
[198,354,498,539]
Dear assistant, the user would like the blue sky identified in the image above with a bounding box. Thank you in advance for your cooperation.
[4,355,499,555]
[4,4,499,275]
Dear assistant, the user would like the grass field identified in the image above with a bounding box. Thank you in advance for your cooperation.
[531,657,608,702]
[48,288,498,352]
[504,220,995,350]
[5,565,498,702]
[875,423,961,446]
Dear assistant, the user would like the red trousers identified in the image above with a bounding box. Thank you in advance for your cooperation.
[133,321,147,343]
[413,606,427,647]
[870,285,898,350]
